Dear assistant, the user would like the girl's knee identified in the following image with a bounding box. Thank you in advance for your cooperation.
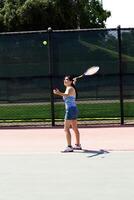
[64,120,71,132]
[64,126,70,133]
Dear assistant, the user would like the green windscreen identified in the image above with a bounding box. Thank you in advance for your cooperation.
[0,28,133,126]
[52,29,121,124]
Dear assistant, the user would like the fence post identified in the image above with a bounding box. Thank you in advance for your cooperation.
[117,25,124,125]
[48,27,55,126]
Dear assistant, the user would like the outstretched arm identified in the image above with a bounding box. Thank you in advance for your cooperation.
[53,87,73,97]
[53,89,67,97]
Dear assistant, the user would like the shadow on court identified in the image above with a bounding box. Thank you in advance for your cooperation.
[73,149,110,158]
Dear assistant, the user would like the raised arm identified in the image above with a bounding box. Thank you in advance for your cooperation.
[53,87,72,97]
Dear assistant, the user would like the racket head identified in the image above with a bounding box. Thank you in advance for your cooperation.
[84,66,99,76]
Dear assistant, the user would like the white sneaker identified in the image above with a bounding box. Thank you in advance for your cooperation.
[73,144,82,150]
[61,146,73,153]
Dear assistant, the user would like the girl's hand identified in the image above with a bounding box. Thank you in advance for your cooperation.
[73,78,77,84]
[53,88,60,95]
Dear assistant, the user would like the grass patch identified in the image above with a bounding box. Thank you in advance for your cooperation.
[0,101,133,123]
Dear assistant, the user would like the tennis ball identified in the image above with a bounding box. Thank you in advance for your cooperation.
[43,40,47,45]
[48,27,52,31]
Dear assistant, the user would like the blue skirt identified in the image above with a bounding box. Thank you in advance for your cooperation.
[64,107,78,120]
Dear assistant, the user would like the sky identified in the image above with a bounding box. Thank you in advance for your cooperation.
[102,0,134,28]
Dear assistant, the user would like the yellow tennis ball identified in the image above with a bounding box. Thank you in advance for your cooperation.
[43,40,47,45]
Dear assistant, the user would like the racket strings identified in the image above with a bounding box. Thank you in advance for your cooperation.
[84,66,99,76]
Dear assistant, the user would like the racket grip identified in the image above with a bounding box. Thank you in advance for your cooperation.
[75,74,84,79]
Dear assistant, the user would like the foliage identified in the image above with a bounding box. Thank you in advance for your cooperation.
[0,0,111,31]
[17,0,50,30]
[76,0,111,28]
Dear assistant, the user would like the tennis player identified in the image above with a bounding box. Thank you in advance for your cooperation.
[53,75,82,152]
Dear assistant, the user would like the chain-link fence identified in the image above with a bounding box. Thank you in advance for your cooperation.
[0,27,134,127]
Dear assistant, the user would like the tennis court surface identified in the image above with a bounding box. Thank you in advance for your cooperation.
[0,127,134,200]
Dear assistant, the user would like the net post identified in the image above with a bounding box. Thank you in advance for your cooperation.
[48,27,55,126]
[117,25,124,125]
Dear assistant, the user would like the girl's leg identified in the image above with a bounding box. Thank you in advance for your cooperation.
[64,120,72,146]
[71,120,80,145]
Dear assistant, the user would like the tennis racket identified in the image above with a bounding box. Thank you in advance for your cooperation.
[74,66,100,80]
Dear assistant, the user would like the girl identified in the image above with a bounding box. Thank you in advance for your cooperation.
[53,75,82,152]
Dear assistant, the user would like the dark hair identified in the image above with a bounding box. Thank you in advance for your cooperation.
[65,75,78,99]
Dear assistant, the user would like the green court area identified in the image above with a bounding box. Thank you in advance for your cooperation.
[0,101,133,123]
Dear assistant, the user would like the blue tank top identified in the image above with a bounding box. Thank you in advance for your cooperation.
[63,96,76,109]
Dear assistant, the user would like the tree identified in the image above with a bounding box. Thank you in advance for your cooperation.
[49,0,77,29]
[0,0,111,32]
[78,0,111,28]
[0,0,24,31]
[49,0,111,29]
[17,0,50,30]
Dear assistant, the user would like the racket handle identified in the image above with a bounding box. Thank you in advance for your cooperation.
[75,74,84,79]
